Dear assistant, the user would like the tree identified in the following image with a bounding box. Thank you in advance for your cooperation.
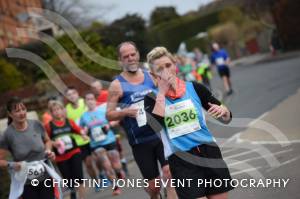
[99,14,148,58]
[208,22,239,46]
[46,30,117,78]
[41,0,113,27]
[243,0,276,29]
[271,0,300,50]
[218,6,244,25]
[150,6,180,27]
[243,0,300,50]
[0,58,25,92]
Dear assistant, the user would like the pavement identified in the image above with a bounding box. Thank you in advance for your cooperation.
[207,53,300,199]
[73,52,300,199]
[230,50,300,67]
[238,88,300,143]
[231,53,270,67]
[1,51,300,199]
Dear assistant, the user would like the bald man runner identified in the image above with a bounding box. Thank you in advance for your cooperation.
[106,41,177,199]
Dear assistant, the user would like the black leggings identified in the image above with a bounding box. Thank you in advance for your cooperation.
[22,180,55,199]
[56,152,84,187]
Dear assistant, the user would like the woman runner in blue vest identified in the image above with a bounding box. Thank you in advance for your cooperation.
[145,47,234,199]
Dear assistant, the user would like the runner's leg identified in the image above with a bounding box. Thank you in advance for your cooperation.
[70,153,85,199]
[107,149,125,179]
[132,141,161,199]
[94,149,117,182]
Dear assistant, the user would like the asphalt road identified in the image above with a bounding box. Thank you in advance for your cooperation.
[208,55,300,199]
[67,55,300,199]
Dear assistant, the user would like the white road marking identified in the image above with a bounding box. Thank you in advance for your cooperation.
[222,148,238,154]
[224,150,254,160]
[227,149,293,167]
[266,155,300,172]
[248,111,269,127]
[231,166,263,176]
[246,140,300,145]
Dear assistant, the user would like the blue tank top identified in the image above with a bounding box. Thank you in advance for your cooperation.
[161,82,215,157]
[116,71,159,146]
[80,104,116,149]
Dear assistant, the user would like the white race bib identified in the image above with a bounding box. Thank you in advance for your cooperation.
[27,161,45,180]
[59,135,73,150]
[91,126,107,142]
[165,99,201,139]
[132,100,147,127]
[216,57,225,65]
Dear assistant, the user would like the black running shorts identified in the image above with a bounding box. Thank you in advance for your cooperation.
[168,142,234,199]
[132,139,168,180]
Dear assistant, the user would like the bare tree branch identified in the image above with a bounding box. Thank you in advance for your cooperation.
[42,0,114,27]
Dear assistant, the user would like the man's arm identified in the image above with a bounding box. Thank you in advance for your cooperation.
[106,80,124,121]
[106,80,138,121]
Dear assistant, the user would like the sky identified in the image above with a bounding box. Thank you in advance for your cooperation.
[86,0,213,23]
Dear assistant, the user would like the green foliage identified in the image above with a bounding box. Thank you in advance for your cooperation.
[90,21,104,30]
[0,3,277,94]
[150,6,180,27]
[0,27,119,94]
[185,37,210,53]
[45,30,118,79]
[99,14,148,58]
[208,22,240,45]
[207,6,266,57]
[148,12,219,52]
[219,6,244,25]
[0,58,25,92]
[240,18,264,40]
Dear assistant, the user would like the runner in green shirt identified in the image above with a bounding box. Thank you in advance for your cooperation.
[65,86,98,184]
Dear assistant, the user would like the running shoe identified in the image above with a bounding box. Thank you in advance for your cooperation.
[112,187,122,196]
[94,182,102,192]
[99,173,112,187]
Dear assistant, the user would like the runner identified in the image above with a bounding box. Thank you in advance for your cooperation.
[106,41,177,199]
[45,100,87,199]
[0,97,58,199]
[42,96,56,126]
[145,46,234,199]
[196,61,212,90]
[80,92,125,195]
[210,42,233,95]
[90,80,109,106]
[64,87,98,184]
[91,80,129,176]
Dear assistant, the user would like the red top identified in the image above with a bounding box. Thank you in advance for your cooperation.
[45,119,81,162]
[42,112,53,126]
[96,90,108,105]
